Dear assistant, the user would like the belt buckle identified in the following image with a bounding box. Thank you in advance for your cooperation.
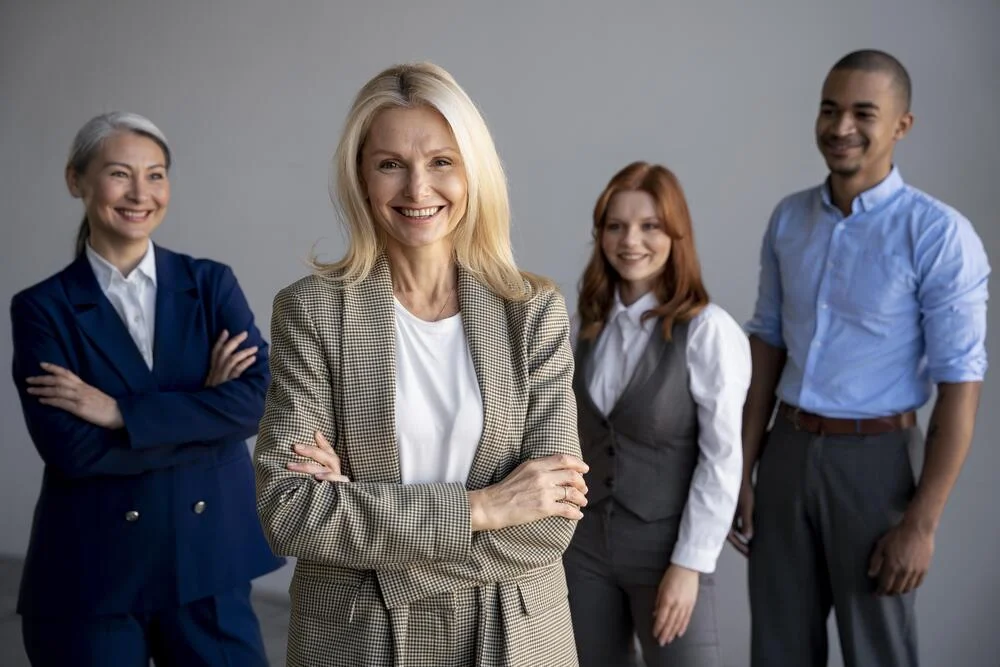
[790,406,803,431]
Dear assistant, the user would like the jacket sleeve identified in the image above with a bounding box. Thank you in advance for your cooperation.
[254,285,474,569]
[116,265,270,449]
[374,290,583,608]
[11,292,209,478]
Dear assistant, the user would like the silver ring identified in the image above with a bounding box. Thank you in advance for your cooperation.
[562,486,568,502]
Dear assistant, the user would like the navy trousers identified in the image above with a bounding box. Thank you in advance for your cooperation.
[21,583,268,667]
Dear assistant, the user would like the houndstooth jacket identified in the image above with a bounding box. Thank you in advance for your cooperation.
[254,254,582,666]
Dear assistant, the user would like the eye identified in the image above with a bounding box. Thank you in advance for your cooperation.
[605,222,621,232]
[378,160,403,170]
[110,170,129,178]
[642,222,661,231]
[856,112,875,120]
[432,158,453,168]
[149,172,166,181]
[819,108,836,117]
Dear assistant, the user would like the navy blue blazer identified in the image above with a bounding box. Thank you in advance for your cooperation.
[10,245,283,618]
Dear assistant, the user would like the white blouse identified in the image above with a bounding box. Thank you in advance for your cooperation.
[573,291,751,573]
[86,240,157,370]
[393,299,484,485]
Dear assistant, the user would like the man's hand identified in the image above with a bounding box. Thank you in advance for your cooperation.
[868,521,935,596]
[727,482,754,556]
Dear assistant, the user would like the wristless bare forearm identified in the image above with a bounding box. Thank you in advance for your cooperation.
[742,336,787,481]
[904,381,982,533]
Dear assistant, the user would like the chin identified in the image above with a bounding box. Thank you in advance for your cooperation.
[616,270,651,285]
[823,159,861,177]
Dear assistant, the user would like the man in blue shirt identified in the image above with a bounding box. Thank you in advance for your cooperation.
[731,49,989,666]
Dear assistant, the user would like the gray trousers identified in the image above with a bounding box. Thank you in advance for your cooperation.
[749,415,921,667]
[564,498,722,667]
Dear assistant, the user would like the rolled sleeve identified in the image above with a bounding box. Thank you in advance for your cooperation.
[918,213,990,384]
[744,210,786,348]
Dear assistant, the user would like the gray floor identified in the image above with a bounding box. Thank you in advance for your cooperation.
[0,556,290,667]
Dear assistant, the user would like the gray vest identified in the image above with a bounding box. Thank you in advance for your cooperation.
[573,319,699,522]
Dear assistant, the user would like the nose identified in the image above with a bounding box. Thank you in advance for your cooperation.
[621,225,642,246]
[127,177,148,203]
[404,166,431,201]
[831,111,855,137]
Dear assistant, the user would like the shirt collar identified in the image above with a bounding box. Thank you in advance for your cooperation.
[609,289,660,331]
[821,165,905,214]
[85,240,157,290]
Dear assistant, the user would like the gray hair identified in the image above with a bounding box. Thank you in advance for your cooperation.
[69,112,171,257]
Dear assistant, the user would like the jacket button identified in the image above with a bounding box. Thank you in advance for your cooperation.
[192,501,207,515]
[124,510,140,522]
[606,446,615,457]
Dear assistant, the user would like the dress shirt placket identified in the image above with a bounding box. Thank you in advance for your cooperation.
[614,314,635,400]
[124,277,151,368]
[802,216,846,406]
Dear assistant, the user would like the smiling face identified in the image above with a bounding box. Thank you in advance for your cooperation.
[815,68,912,185]
[67,131,170,251]
[600,189,672,298]
[359,105,469,255]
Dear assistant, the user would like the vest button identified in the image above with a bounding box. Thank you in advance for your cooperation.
[192,501,207,515]
[124,510,140,522]
[605,476,614,488]
[606,446,615,457]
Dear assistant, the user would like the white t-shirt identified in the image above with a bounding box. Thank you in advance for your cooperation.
[393,299,484,485]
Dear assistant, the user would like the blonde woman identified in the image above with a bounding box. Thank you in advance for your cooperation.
[254,63,588,666]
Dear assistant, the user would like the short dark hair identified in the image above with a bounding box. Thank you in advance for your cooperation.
[831,49,912,112]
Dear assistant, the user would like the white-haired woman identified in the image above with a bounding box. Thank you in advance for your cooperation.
[254,62,588,666]
[11,112,282,666]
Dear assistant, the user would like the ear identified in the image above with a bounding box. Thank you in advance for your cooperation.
[65,166,84,198]
[894,111,914,141]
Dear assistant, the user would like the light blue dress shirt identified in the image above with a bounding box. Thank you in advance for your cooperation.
[746,167,990,419]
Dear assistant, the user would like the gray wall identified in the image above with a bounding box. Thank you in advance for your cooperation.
[1,1,996,665]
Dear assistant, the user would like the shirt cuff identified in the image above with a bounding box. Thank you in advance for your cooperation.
[670,543,721,574]
[743,324,785,349]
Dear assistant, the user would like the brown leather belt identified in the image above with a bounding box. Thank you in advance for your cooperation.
[778,402,916,435]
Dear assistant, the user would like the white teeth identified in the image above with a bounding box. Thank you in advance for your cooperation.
[619,254,645,260]
[118,210,150,221]
[398,207,442,218]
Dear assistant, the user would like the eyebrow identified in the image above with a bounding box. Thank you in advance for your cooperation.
[102,161,168,170]
[368,147,459,158]
[821,99,881,111]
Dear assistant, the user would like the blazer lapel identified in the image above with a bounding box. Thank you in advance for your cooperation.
[62,255,153,393]
[151,245,202,385]
[340,254,401,483]
[459,268,514,490]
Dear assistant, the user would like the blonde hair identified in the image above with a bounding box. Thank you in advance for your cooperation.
[313,62,547,300]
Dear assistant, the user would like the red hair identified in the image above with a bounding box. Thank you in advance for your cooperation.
[578,161,710,341]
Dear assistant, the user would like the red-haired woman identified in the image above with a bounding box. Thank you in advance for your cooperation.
[564,162,750,666]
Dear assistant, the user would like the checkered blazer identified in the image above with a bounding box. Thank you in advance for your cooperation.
[254,254,582,666]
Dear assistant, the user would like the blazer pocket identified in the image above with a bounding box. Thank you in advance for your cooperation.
[292,567,368,625]
[517,566,569,617]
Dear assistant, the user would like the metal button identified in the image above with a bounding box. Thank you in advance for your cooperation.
[125,510,140,522]
[192,501,207,515]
